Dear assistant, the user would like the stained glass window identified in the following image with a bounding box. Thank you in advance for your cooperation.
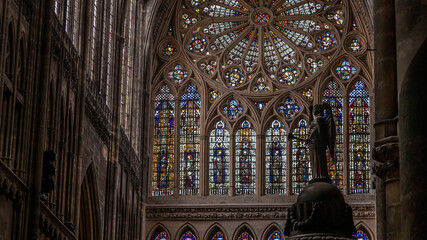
[180,231,197,240]
[180,84,201,195]
[152,0,372,197]
[322,81,344,190]
[211,231,225,240]
[235,120,256,195]
[349,81,370,194]
[355,230,370,240]
[268,231,284,240]
[154,232,169,240]
[292,119,311,194]
[278,99,300,119]
[265,120,287,195]
[153,85,175,196]
[237,232,253,240]
[209,121,230,195]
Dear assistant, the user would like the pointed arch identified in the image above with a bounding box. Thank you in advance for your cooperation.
[205,223,228,240]
[262,223,285,240]
[233,223,256,240]
[176,223,199,240]
[79,164,101,240]
[148,223,171,240]
[354,222,374,240]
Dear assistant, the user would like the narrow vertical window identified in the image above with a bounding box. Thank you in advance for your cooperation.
[235,120,256,195]
[349,81,370,194]
[209,120,230,195]
[179,84,201,195]
[265,120,286,195]
[322,81,344,190]
[292,119,311,194]
[152,85,174,196]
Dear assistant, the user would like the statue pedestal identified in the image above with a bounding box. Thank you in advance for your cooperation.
[285,182,356,240]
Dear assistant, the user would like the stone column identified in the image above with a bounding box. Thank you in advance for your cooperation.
[373,0,400,239]
[396,1,427,239]
[28,0,54,239]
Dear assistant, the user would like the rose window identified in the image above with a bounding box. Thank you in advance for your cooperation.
[182,0,346,93]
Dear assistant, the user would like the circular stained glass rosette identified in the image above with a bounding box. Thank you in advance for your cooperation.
[183,0,344,91]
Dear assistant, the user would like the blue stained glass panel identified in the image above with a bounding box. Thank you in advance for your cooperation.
[355,230,369,240]
[211,231,225,240]
[349,81,370,194]
[153,85,175,196]
[235,120,256,195]
[292,119,311,194]
[209,121,230,195]
[268,231,284,240]
[237,232,253,240]
[265,120,287,195]
[180,231,197,240]
[322,81,344,190]
[180,84,201,195]
[155,232,169,240]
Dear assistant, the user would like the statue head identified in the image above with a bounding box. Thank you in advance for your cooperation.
[313,104,324,116]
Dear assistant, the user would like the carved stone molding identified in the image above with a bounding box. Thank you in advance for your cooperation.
[372,143,399,181]
[146,204,375,221]
[351,205,376,218]
[145,206,289,220]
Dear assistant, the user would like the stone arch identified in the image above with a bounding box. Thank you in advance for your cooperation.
[175,223,199,240]
[233,223,256,240]
[148,223,171,240]
[355,221,374,240]
[79,163,101,240]
[261,223,284,240]
[205,223,228,240]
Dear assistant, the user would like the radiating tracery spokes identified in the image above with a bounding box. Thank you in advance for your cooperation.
[183,0,343,92]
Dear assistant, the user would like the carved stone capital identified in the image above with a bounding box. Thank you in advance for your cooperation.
[372,143,399,180]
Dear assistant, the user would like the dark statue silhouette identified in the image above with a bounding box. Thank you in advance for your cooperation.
[285,103,356,239]
[288,103,335,183]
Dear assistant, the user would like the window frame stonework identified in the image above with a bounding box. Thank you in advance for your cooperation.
[149,0,374,197]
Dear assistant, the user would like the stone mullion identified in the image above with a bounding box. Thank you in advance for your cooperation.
[256,133,265,196]
[343,95,349,195]
[173,98,180,196]
[286,129,292,196]
[229,134,235,196]
[200,134,208,196]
